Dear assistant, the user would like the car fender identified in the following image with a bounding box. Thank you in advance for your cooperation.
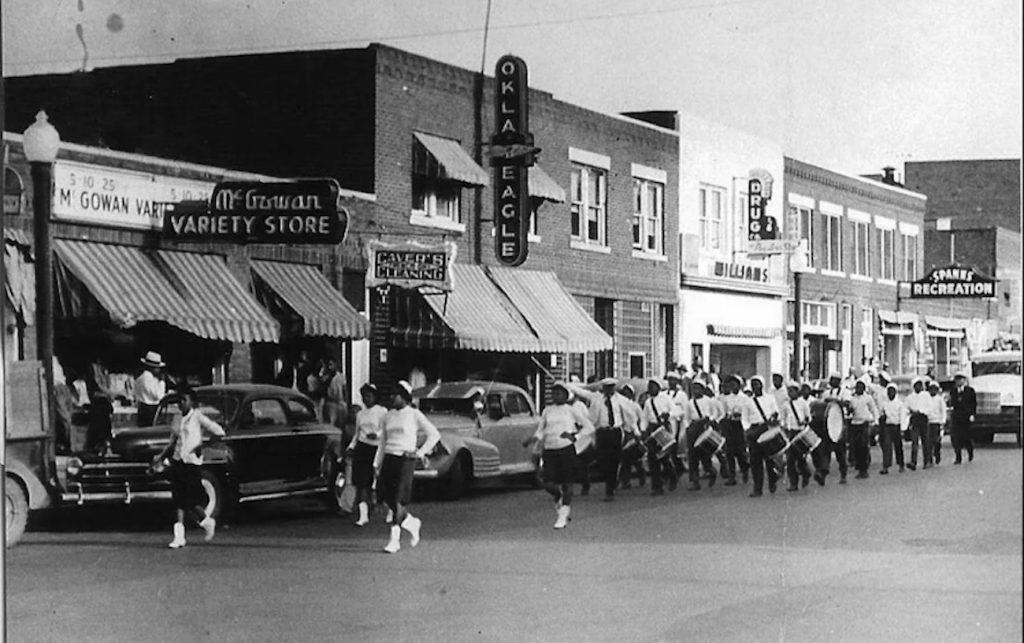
[426,433,499,477]
[5,458,53,511]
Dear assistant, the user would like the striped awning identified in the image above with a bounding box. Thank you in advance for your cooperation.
[53,240,278,343]
[417,264,541,352]
[413,132,489,186]
[528,165,566,203]
[251,260,369,339]
[487,267,613,353]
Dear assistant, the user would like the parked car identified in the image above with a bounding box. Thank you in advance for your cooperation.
[412,381,540,500]
[60,385,345,520]
[970,350,1022,446]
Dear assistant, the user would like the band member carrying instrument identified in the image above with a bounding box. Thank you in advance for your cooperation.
[747,376,781,498]
[640,378,679,495]
[782,382,813,491]
[821,373,853,484]
[664,371,689,475]
[848,380,879,479]
[682,380,722,491]
[877,383,907,474]
[903,378,930,471]
[718,375,753,486]
[618,383,647,490]
[568,378,630,501]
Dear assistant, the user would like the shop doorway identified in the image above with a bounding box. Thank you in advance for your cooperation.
[709,344,769,381]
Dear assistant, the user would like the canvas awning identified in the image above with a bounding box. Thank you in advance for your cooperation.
[251,260,369,339]
[53,240,278,343]
[706,324,781,339]
[528,165,566,203]
[877,310,918,325]
[924,315,971,331]
[487,267,613,353]
[3,229,35,321]
[413,132,489,186]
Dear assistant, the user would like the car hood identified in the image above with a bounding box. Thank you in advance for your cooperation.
[420,412,481,434]
[109,426,172,461]
[972,374,1021,401]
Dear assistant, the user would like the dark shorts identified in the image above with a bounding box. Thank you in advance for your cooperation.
[379,453,416,507]
[169,462,207,511]
[542,446,576,485]
[137,404,159,428]
[351,441,378,489]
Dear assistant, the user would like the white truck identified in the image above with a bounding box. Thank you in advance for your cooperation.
[970,350,1022,447]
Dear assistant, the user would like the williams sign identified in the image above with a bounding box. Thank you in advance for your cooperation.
[163,179,347,244]
[491,54,534,267]
[907,265,997,299]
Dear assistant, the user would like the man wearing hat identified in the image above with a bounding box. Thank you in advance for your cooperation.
[848,379,879,479]
[134,351,168,427]
[664,371,690,475]
[681,380,722,490]
[718,375,753,485]
[567,378,630,501]
[820,372,853,483]
[877,383,907,474]
[618,383,646,489]
[781,381,813,491]
[948,372,978,464]
[925,380,948,467]
[904,377,931,470]
[640,377,679,495]
[747,376,782,497]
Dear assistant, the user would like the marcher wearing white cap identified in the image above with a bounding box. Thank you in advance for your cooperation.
[717,375,753,485]
[781,382,813,491]
[617,383,646,489]
[949,372,978,464]
[925,381,947,467]
[639,378,680,495]
[848,380,879,479]
[664,371,690,476]
[903,378,931,470]
[877,383,906,474]
[681,380,723,491]
[567,377,630,501]
[134,351,168,427]
[820,371,853,483]
[747,376,781,497]
[374,381,441,553]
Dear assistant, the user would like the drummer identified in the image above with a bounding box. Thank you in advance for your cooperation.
[567,378,630,501]
[781,382,813,491]
[848,380,879,479]
[664,371,690,475]
[617,383,646,490]
[682,380,722,491]
[640,378,679,495]
[719,376,754,486]
[747,376,782,497]
[877,383,907,474]
[821,372,853,484]
[770,373,789,410]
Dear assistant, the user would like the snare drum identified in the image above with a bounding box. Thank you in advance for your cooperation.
[790,427,822,455]
[694,426,726,458]
[647,427,675,460]
[756,427,789,458]
[622,435,646,461]
[825,402,846,443]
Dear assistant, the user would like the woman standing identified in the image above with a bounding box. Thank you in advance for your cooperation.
[523,382,593,529]
[348,383,388,526]
[373,381,441,553]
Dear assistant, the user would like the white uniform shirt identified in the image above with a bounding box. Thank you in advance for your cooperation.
[926,393,947,424]
[374,406,441,464]
[720,393,757,430]
[170,409,225,466]
[134,370,166,406]
[683,395,723,428]
[905,390,931,417]
[770,386,789,411]
[571,388,631,430]
[781,396,811,431]
[849,393,879,424]
[878,396,906,427]
[641,392,674,433]
[350,404,388,448]
[621,399,643,436]
[750,393,780,426]
[533,403,593,450]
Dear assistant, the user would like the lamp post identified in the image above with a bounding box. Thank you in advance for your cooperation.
[23,111,61,443]
[789,240,809,381]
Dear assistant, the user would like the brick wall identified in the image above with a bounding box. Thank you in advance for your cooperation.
[904,159,1021,231]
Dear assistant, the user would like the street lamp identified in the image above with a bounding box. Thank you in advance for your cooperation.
[23,111,60,445]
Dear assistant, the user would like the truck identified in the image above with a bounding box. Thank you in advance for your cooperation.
[969,349,1022,447]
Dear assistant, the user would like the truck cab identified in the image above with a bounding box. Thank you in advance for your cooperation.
[970,350,1022,446]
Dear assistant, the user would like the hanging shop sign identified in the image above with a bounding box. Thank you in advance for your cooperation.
[490,54,536,268]
[711,260,769,283]
[163,179,347,244]
[366,239,457,291]
[907,264,996,299]
[53,160,214,230]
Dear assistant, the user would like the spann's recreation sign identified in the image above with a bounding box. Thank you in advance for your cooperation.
[908,265,997,299]
[163,179,347,244]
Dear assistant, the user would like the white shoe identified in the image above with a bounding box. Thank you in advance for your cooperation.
[553,505,570,529]
[198,516,216,542]
[355,502,370,527]
[383,525,401,553]
[168,522,186,549]
[385,508,394,523]
[401,514,422,547]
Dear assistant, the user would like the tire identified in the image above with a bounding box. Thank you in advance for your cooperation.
[974,430,995,445]
[5,478,29,547]
[199,469,230,522]
[439,454,468,501]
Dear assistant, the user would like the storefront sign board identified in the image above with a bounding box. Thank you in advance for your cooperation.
[491,54,533,267]
[54,160,214,230]
[907,264,996,299]
[366,240,457,291]
[712,260,769,283]
[747,168,777,242]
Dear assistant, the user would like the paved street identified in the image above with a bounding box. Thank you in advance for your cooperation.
[7,439,1022,643]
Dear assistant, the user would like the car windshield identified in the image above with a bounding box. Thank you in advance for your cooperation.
[154,393,238,426]
[973,360,1021,377]
[417,398,476,417]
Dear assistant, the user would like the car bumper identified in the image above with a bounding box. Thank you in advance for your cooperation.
[62,482,172,505]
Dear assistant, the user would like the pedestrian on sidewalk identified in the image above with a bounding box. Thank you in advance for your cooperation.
[348,383,387,527]
[949,372,977,464]
[373,381,441,553]
[151,387,225,549]
[524,382,593,529]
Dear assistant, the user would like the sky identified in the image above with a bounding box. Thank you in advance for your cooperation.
[3,0,1022,176]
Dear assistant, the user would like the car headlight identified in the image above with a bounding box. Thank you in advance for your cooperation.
[66,457,83,478]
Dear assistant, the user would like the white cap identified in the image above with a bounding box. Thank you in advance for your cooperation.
[600,376,618,387]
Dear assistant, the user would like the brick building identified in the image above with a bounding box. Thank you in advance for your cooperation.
[5,44,680,399]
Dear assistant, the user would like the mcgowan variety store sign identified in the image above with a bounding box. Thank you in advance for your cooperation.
[366,240,457,291]
[908,265,997,299]
[163,179,347,244]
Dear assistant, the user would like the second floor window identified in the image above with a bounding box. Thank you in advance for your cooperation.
[790,205,816,267]
[902,232,918,281]
[570,164,607,245]
[412,142,462,224]
[853,220,870,276]
[699,185,724,251]
[633,178,665,254]
[823,213,843,271]
[880,227,896,280]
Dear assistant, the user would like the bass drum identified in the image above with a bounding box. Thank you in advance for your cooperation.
[825,402,846,442]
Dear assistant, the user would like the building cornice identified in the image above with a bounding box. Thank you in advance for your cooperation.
[785,156,926,211]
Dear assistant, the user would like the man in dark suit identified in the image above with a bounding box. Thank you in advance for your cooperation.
[949,372,978,464]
